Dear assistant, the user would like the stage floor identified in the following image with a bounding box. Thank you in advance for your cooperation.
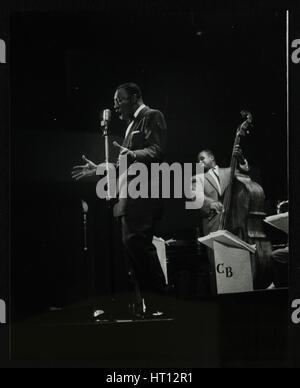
[9,288,290,368]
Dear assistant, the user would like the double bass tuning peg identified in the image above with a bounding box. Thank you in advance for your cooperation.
[240,110,252,120]
[238,122,251,136]
[238,110,253,136]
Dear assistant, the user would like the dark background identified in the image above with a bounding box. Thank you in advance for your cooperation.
[0,11,9,309]
[290,9,300,368]
[11,6,288,318]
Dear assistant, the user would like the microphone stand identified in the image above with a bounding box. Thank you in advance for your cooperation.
[80,199,97,301]
[81,199,88,252]
[101,113,116,317]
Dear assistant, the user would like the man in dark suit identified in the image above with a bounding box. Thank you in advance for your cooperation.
[196,149,249,236]
[72,83,168,317]
[191,149,250,294]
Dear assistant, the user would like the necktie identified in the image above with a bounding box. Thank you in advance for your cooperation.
[212,168,220,183]
[211,168,222,195]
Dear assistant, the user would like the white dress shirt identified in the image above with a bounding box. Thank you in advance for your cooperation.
[125,104,146,138]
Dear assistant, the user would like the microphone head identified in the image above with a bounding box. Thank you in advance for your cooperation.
[81,199,88,213]
[102,109,112,122]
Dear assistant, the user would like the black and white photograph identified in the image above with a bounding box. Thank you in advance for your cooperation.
[0,0,300,369]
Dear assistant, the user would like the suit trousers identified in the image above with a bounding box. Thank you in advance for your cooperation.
[121,213,167,311]
[271,246,289,288]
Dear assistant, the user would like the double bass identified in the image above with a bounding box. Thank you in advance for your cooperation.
[219,111,273,289]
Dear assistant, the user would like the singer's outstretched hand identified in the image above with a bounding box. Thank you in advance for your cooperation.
[71,155,97,181]
[113,141,136,161]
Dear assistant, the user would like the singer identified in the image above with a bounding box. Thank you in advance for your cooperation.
[72,82,168,318]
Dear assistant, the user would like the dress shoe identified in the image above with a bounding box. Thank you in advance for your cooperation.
[92,309,113,323]
[133,309,173,321]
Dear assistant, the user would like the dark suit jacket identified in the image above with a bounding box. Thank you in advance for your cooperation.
[113,106,167,219]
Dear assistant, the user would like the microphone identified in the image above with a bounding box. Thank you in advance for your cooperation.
[101,109,112,128]
[81,199,88,214]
